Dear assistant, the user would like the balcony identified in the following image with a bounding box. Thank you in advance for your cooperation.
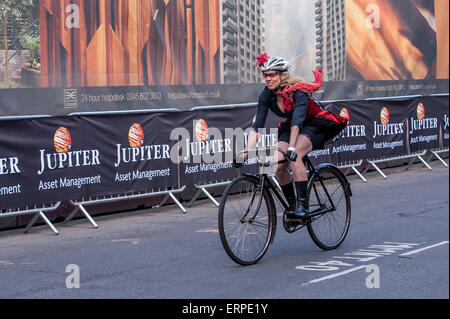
[223,0,237,10]
[224,55,238,69]
[223,32,238,45]
[223,42,238,55]
[223,7,237,21]
[223,19,238,34]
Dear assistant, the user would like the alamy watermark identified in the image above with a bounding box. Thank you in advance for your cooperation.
[366,4,381,29]
[65,264,80,289]
[365,264,380,288]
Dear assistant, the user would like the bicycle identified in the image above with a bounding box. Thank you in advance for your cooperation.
[218,147,352,266]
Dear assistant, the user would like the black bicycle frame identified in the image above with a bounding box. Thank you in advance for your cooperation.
[243,155,347,221]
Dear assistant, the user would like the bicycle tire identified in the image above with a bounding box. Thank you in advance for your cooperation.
[306,166,351,250]
[218,175,276,266]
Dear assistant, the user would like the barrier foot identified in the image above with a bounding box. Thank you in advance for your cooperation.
[187,189,203,207]
[63,205,98,229]
[200,187,220,207]
[158,192,187,214]
[351,165,367,183]
[63,207,79,223]
[418,155,432,170]
[25,211,59,235]
[344,164,367,183]
[159,194,170,207]
[431,151,448,167]
[169,192,187,214]
[78,205,99,228]
[368,161,387,179]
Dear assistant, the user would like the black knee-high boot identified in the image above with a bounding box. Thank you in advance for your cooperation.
[280,182,296,213]
[294,181,309,217]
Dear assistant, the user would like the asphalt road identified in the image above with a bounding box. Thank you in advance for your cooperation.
[0,161,448,303]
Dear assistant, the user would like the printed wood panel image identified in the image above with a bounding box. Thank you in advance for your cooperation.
[39,0,220,87]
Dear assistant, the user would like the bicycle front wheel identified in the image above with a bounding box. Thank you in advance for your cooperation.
[307,166,351,250]
[218,175,275,266]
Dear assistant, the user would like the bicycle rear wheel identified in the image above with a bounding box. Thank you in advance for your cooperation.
[218,175,275,266]
[307,166,351,250]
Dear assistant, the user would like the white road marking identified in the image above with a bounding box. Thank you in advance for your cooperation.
[399,241,449,256]
[302,265,368,285]
[300,240,449,285]
[111,238,141,245]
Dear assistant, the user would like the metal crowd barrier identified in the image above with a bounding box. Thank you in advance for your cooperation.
[1,96,448,233]
[0,109,188,234]
[338,160,367,182]
[69,186,187,224]
[0,115,64,235]
[361,149,443,179]
[1,202,62,235]
[187,181,230,207]
[427,147,449,168]
[62,108,188,229]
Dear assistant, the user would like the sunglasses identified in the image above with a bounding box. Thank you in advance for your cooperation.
[262,72,278,79]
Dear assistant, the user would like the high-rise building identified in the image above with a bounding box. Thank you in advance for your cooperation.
[221,0,265,84]
[315,0,346,81]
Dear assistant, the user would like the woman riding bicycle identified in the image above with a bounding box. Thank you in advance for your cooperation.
[240,53,347,223]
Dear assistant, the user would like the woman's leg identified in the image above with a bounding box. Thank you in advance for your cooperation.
[289,135,313,218]
[275,142,296,212]
[275,141,291,185]
[290,135,313,181]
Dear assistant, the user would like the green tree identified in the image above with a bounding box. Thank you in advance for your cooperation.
[0,0,34,81]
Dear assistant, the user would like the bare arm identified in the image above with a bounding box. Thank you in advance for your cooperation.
[243,130,261,157]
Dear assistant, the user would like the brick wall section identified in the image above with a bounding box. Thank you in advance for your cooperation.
[0,49,31,80]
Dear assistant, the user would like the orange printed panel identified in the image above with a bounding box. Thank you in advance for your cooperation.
[39,0,221,87]
[346,0,438,80]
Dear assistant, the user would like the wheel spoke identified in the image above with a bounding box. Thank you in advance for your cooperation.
[307,167,351,250]
[219,176,274,265]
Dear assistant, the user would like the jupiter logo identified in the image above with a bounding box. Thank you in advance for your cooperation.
[54,127,72,153]
[340,108,350,121]
[128,123,144,148]
[194,119,208,142]
[416,103,425,120]
[380,107,390,125]
[38,127,100,175]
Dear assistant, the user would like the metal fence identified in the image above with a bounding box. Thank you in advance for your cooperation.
[0,95,448,234]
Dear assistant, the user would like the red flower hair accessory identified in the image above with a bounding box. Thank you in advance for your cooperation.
[255,53,269,67]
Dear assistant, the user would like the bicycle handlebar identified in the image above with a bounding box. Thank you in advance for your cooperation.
[234,147,293,168]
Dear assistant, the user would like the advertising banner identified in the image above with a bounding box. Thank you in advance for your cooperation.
[440,100,450,148]
[1,96,449,210]
[364,100,409,159]
[407,97,441,152]
[0,112,179,209]
[309,102,370,166]
[0,0,448,116]
[177,107,281,186]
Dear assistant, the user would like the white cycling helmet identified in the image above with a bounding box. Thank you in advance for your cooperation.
[257,54,291,72]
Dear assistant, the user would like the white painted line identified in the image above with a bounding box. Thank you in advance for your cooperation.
[302,265,368,285]
[399,241,449,256]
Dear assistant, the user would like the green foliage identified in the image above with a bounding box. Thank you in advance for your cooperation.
[22,34,40,65]
[0,0,35,49]
[0,0,34,17]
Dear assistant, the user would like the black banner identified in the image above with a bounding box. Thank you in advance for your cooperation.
[0,96,448,210]
[407,96,444,153]
[178,107,282,186]
[0,113,179,209]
